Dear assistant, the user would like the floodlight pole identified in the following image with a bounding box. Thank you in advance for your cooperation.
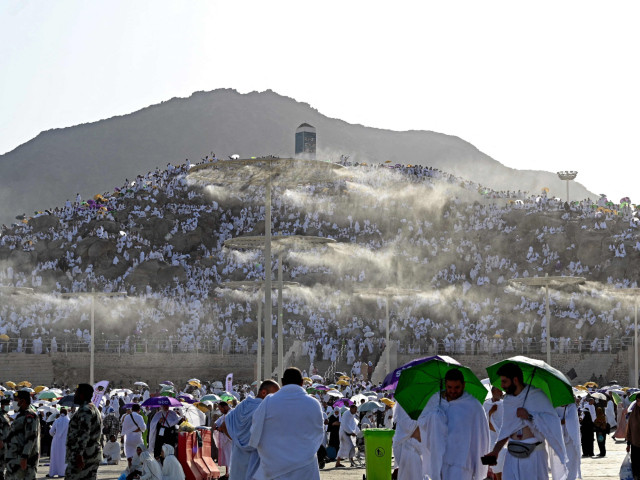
[257,298,262,386]
[635,300,638,388]
[61,288,126,385]
[557,171,578,203]
[91,288,95,385]
[545,276,551,365]
[264,170,273,379]
[277,252,284,381]
[385,298,390,375]
[509,274,584,367]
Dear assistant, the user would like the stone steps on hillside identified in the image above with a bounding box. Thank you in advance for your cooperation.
[573,354,615,385]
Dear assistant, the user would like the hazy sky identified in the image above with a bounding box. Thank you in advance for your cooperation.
[1,1,638,201]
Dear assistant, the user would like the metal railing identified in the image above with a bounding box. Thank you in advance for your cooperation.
[0,338,294,356]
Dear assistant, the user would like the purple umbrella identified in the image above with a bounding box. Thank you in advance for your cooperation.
[123,403,138,409]
[313,385,330,391]
[160,381,174,386]
[178,394,196,404]
[141,396,182,408]
[333,399,354,408]
[382,355,460,390]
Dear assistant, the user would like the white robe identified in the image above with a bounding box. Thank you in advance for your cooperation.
[392,404,425,480]
[422,392,490,480]
[224,396,262,480]
[249,384,324,480]
[103,440,121,464]
[557,403,581,480]
[161,444,185,480]
[122,412,147,458]
[139,451,162,480]
[337,410,360,459]
[499,387,568,480]
[49,414,69,476]
[148,409,181,454]
[484,398,506,473]
[215,413,232,470]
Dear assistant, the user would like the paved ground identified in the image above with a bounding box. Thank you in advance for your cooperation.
[32,438,628,479]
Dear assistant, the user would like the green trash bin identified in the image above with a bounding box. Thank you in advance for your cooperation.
[362,428,395,480]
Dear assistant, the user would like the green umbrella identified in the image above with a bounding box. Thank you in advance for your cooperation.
[611,391,622,405]
[37,391,61,400]
[486,355,574,408]
[219,392,235,403]
[200,394,221,402]
[158,391,176,398]
[395,357,487,420]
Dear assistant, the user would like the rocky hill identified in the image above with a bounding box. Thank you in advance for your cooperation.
[0,89,596,227]
[0,159,636,350]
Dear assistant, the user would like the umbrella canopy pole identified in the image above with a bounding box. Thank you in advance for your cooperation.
[522,367,537,406]
[264,169,273,379]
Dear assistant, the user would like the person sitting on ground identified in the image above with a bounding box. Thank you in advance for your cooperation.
[161,444,185,480]
[138,451,162,480]
[103,434,122,465]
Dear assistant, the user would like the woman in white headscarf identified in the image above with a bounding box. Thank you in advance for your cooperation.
[139,451,162,480]
[161,444,185,480]
[125,443,146,480]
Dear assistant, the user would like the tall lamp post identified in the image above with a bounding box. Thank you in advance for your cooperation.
[510,274,584,366]
[61,289,127,385]
[606,288,640,387]
[223,235,335,380]
[215,280,299,385]
[557,171,578,203]
[354,287,421,375]
[189,158,344,379]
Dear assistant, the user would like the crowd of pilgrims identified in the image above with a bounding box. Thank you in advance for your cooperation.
[1,375,395,478]
[0,157,639,371]
[2,371,638,480]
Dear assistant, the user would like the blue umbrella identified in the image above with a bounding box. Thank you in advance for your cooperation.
[57,394,77,407]
[141,396,182,408]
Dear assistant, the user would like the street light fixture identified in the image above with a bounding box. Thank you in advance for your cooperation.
[189,158,344,379]
[557,171,578,203]
[223,235,335,380]
[61,288,127,384]
[509,274,585,366]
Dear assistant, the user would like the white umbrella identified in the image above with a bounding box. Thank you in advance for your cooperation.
[326,390,342,398]
[573,388,588,398]
[109,388,132,396]
[134,382,149,388]
[351,394,369,404]
[182,403,206,427]
[364,331,375,338]
[310,375,323,382]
